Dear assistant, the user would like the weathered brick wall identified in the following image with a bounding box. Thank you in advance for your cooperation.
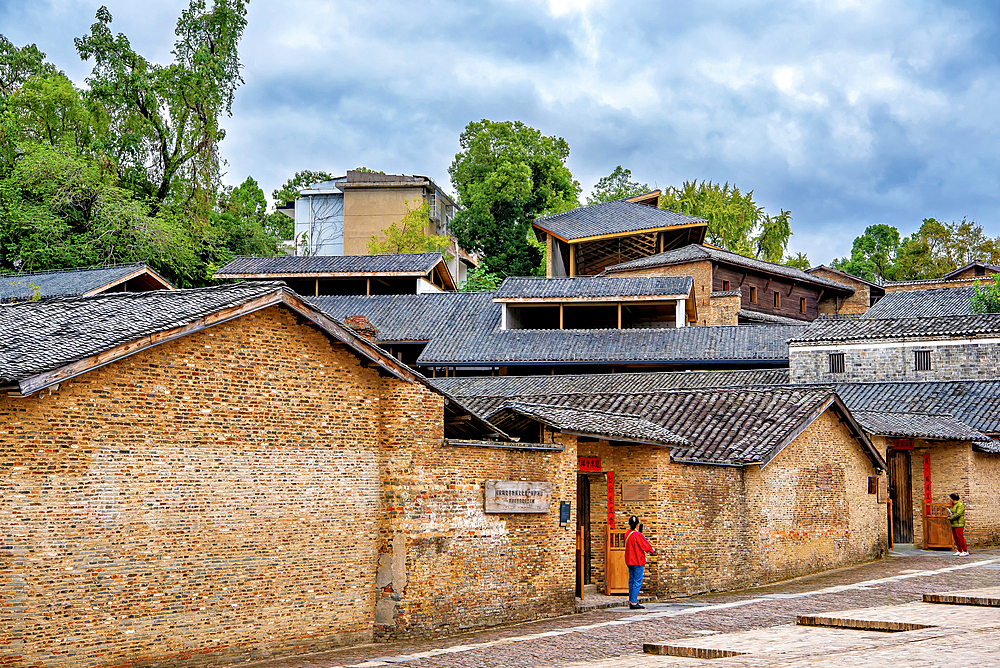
[884,277,980,292]
[0,306,384,668]
[744,411,886,579]
[375,402,576,640]
[576,412,885,599]
[808,268,871,314]
[968,452,1000,546]
[790,339,1000,383]
[708,293,741,326]
[609,261,715,326]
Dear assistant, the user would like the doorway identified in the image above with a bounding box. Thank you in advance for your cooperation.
[888,449,913,543]
[576,474,592,586]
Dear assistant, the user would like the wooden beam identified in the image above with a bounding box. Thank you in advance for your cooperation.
[569,244,576,277]
[559,304,564,329]
[617,303,622,329]
[314,278,319,296]
[533,221,707,245]
[366,278,370,295]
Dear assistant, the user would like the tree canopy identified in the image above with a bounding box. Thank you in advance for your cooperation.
[0,1,290,287]
[970,277,1000,313]
[659,180,792,263]
[587,166,650,204]
[448,119,579,277]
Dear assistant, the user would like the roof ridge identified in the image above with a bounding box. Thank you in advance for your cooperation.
[2,280,284,308]
[1,262,148,278]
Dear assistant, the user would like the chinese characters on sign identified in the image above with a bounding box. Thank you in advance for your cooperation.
[607,471,615,529]
[578,456,601,472]
[485,480,552,514]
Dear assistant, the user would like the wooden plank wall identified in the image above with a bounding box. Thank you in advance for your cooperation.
[713,265,820,321]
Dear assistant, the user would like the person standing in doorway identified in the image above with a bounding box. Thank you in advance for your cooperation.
[948,493,968,556]
[625,515,656,610]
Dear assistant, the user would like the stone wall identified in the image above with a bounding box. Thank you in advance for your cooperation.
[789,339,1000,383]
[0,306,384,668]
[575,411,886,600]
[375,414,577,640]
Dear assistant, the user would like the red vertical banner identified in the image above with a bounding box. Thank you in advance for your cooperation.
[607,471,615,529]
[923,453,932,504]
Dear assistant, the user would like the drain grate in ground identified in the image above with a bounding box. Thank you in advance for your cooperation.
[923,591,1000,607]
[643,643,748,659]
[796,615,934,632]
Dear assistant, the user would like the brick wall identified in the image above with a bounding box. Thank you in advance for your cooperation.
[708,293,741,326]
[808,268,871,314]
[375,411,577,640]
[0,306,384,668]
[790,339,1000,383]
[884,277,981,292]
[609,261,715,326]
[575,411,885,600]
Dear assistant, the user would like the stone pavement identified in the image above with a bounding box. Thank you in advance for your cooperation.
[235,547,1000,668]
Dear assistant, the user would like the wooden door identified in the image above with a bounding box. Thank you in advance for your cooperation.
[887,450,913,543]
[576,475,592,586]
[923,503,954,549]
[605,527,629,595]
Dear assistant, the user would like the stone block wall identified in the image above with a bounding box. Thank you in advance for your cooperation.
[375,406,577,640]
[790,339,1000,383]
[0,306,384,668]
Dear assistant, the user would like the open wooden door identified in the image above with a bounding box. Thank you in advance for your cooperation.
[887,449,913,543]
[605,527,629,595]
[576,475,591,589]
[923,503,954,549]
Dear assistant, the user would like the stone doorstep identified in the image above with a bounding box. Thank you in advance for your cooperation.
[796,614,933,632]
[575,594,653,613]
[923,586,1000,607]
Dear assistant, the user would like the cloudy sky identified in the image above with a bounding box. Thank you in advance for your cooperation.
[4,0,1000,263]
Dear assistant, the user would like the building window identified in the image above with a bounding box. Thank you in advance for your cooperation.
[914,350,931,371]
[749,286,757,303]
[773,291,781,308]
[800,297,807,314]
[428,192,438,219]
[829,352,845,374]
[722,280,731,291]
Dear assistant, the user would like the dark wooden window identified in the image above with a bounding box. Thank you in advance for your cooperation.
[800,297,807,314]
[749,286,757,303]
[773,291,781,308]
[722,280,731,291]
[829,352,845,373]
[914,350,931,371]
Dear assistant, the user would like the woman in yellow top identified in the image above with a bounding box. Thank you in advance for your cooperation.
[948,493,968,556]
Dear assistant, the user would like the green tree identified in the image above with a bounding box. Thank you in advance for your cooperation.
[211,176,282,262]
[784,252,811,270]
[448,119,579,277]
[367,200,452,256]
[271,169,334,207]
[659,180,792,262]
[832,224,900,283]
[0,37,55,96]
[587,166,649,204]
[970,277,1000,313]
[74,1,248,212]
[460,264,502,292]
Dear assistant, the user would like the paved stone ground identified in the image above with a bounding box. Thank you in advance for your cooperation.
[235,547,1000,668]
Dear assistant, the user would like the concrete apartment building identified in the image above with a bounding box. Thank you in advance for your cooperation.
[288,170,474,286]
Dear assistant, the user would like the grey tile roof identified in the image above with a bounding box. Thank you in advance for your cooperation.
[467,386,872,467]
[418,324,806,365]
[789,314,1000,345]
[863,287,975,318]
[0,282,289,385]
[711,290,741,297]
[832,380,1000,436]
[851,411,992,443]
[532,200,706,242]
[429,368,790,398]
[494,276,693,300]
[213,253,444,277]
[738,309,809,325]
[0,264,168,303]
[486,402,689,447]
[806,265,883,290]
[309,292,495,342]
[603,244,854,293]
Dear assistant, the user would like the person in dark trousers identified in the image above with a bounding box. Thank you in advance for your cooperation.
[948,493,968,556]
[624,515,656,609]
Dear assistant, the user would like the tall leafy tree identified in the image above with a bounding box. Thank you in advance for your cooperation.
[784,252,811,270]
[832,224,901,283]
[448,119,579,276]
[367,200,452,256]
[587,166,650,204]
[272,170,334,207]
[970,277,1000,313]
[659,180,792,262]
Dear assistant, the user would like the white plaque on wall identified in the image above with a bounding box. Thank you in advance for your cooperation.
[485,480,552,514]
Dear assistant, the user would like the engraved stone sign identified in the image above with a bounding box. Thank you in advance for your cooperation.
[622,483,650,501]
[485,480,552,514]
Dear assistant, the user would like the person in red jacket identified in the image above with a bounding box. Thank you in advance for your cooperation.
[625,515,656,609]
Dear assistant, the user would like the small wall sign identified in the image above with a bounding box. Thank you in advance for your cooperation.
[560,501,571,524]
[578,456,601,471]
[485,480,552,514]
[622,483,650,501]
